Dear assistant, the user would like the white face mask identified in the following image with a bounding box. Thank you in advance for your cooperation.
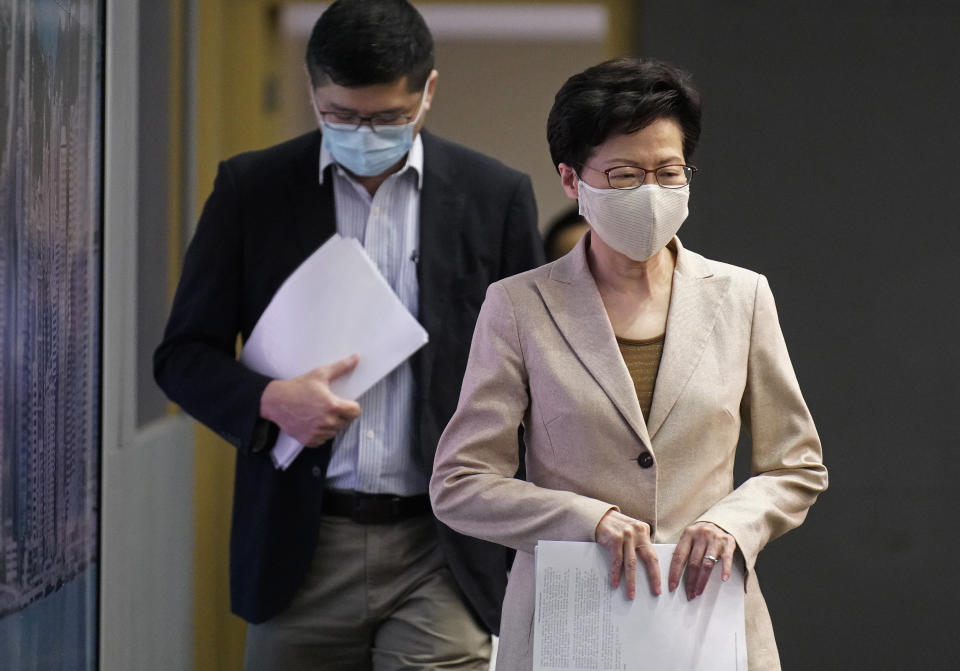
[577,181,689,261]
[312,81,429,177]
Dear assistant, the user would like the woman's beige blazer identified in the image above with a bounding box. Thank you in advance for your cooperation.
[430,235,827,670]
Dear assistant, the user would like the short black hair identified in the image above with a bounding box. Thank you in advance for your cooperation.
[547,58,702,173]
[305,0,434,91]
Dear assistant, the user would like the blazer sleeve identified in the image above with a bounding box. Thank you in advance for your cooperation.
[153,161,276,454]
[696,275,828,573]
[499,173,545,277]
[430,282,615,555]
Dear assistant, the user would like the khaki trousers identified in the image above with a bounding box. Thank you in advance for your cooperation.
[244,513,491,671]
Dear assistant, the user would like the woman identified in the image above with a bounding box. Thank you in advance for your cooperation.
[429,58,827,670]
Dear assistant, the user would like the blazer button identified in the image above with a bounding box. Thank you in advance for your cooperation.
[311,466,322,478]
[636,452,654,469]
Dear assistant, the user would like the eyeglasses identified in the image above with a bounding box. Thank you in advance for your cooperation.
[316,88,427,134]
[581,163,697,190]
[317,109,418,134]
[315,80,430,134]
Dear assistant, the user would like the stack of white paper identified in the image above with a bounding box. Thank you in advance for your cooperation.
[533,541,747,671]
[239,234,429,469]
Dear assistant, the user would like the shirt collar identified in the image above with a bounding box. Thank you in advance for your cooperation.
[318,132,424,189]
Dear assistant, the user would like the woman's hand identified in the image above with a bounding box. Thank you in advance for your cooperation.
[595,509,661,599]
[668,522,736,600]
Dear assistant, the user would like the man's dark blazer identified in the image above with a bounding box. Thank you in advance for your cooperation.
[154,129,544,632]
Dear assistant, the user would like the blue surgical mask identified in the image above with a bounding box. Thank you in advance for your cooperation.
[317,84,428,177]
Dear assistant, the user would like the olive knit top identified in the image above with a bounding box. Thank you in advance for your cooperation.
[616,333,665,422]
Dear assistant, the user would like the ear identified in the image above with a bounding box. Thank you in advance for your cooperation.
[558,163,580,201]
[303,65,315,97]
[423,69,439,112]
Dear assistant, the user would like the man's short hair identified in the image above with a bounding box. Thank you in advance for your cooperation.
[305,0,434,91]
[547,58,702,173]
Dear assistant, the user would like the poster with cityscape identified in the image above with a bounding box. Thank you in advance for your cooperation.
[0,1,102,669]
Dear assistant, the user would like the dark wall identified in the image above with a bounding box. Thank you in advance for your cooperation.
[636,2,960,668]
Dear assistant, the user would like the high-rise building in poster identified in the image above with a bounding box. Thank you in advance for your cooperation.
[0,0,101,650]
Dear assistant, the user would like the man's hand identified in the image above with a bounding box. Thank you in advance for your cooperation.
[259,354,362,446]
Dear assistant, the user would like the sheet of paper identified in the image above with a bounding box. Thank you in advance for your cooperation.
[533,541,747,671]
[239,234,429,469]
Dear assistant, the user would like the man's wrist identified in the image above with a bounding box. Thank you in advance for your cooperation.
[259,379,281,422]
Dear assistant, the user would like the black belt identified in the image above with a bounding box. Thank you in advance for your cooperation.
[322,490,431,524]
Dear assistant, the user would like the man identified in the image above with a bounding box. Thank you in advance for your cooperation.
[154,1,543,669]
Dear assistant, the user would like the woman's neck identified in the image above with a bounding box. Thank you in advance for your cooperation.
[587,233,676,299]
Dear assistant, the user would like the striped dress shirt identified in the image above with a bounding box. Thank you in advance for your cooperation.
[320,135,427,496]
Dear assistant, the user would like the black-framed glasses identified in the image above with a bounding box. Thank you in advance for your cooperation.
[316,86,428,134]
[581,163,697,190]
[317,109,417,134]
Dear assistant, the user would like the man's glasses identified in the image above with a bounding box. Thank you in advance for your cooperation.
[317,109,417,134]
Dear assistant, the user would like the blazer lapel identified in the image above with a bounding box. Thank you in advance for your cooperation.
[645,240,730,438]
[535,236,652,448]
[415,132,466,391]
[292,131,336,255]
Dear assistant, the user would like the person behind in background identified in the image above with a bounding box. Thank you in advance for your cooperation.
[543,205,590,261]
[154,1,543,669]
[430,57,827,670]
